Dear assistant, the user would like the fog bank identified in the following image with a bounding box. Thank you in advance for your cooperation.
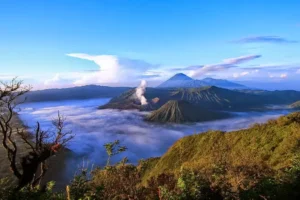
[18,98,290,187]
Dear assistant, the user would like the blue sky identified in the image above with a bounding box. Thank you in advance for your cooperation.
[1,0,300,89]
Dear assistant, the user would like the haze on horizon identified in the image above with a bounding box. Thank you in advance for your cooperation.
[1,0,300,90]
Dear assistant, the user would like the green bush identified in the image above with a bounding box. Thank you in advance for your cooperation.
[0,180,65,200]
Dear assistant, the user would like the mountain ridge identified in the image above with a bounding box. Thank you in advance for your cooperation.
[100,85,300,112]
[21,85,132,103]
[158,73,247,89]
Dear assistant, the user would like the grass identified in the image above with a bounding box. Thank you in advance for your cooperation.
[143,112,300,182]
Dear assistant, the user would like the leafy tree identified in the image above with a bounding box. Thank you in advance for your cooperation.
[104,140,127,166]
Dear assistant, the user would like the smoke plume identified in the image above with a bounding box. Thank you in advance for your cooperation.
[136,80,148,105]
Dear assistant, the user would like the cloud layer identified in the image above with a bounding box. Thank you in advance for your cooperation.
[18,98,291,187]
[35,53,300,89]
[43,54,161,87]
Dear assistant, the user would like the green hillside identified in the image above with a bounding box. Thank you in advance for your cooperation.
[84,112,300,200]
[145,100,230,123]
[144,112,300,181]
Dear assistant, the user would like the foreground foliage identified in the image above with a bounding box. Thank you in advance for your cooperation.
[1,106,300,199]
[70,112,300,199]
[146,112,300,179]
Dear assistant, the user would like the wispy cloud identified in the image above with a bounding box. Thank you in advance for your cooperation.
[0,74,17,80]
[138,74,161,79]
[233,71,250,78]
[37,53,300,89]
[231,63,300,81]
[241,63,300,72]
[280,73,288,78]
[136,70,163,79]
[0,74,33,81]
[170,65,203,72]
[44,73,61,85]
[269,73,288,79]
[223,55,262,64]
[234,36,298,44]
[189,55,261,78]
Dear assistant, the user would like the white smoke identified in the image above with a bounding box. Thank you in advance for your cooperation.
[135,80,148,105]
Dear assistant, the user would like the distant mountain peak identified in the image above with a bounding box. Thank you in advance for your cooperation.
[168,73,193,81]
[157,73,247,89]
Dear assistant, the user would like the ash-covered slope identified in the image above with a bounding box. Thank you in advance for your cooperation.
[98,89,139,110]
[168,86,264,110]
[145,100,229,123]
[99,86,258,111]
[100,85,300,112]
[98,88,168,110]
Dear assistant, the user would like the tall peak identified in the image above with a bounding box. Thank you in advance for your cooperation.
[168,73,193,81]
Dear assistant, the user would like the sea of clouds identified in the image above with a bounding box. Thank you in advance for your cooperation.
[18,98,290,186]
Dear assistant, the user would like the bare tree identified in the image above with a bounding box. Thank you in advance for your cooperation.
[0,78,74,189]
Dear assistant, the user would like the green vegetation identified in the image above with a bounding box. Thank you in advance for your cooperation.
[104,140,127,166]
[64,112,300,199]
[1,112,300,199]
[146,100,229,123]
[88,112,300,199]
[145,112,300,179]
